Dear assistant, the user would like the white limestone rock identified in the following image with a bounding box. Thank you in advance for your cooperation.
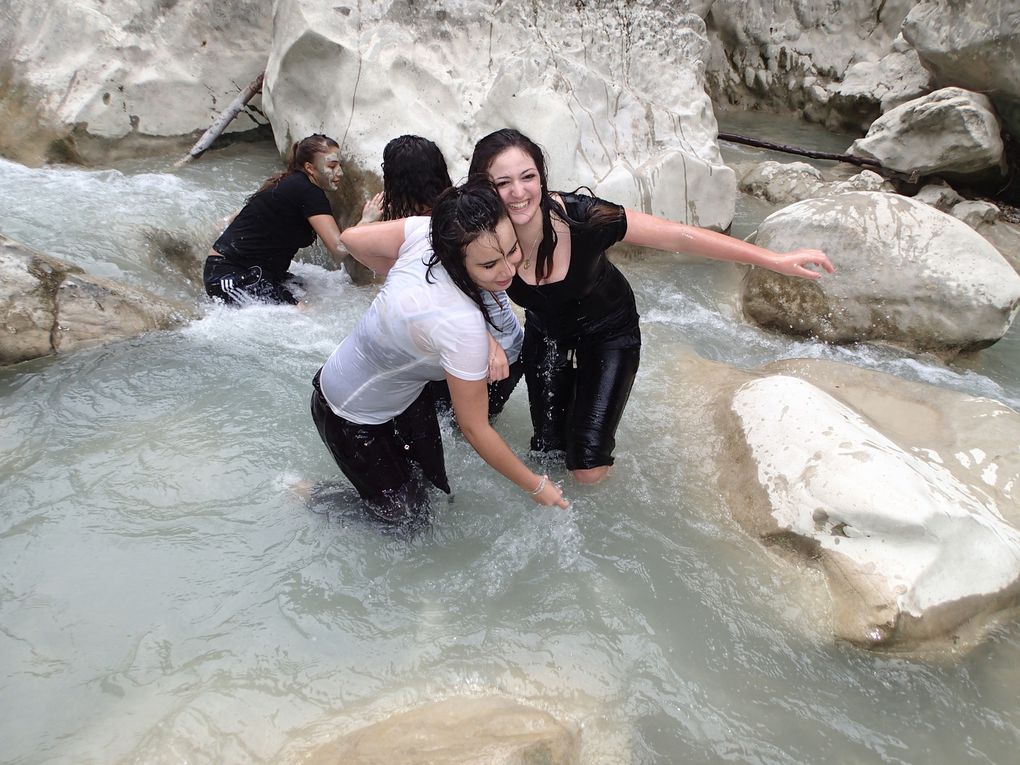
[912,181,963,212]
[263,0,735,229]
[728,372,1020,647]
[741,191,1020,353]
[826,35,935,129]
[739,162,894,205]
[0,235,192,366]
[951,200,1002,228]
[0,0,273,163]
[849,88,1006,177]
[902,0,1020,138]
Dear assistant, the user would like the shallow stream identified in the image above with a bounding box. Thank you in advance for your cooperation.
[1,116,1018,763]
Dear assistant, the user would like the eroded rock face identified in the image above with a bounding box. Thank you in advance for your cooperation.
[742,191,1020,353]
[704,0,918,129]
[902,0,1020,138]
[264,0,736,229]
[0,0,272,164]
[725,366,1020,649]
[0,235,192,365]
[848,87,1005,178]
[300,697,580,765]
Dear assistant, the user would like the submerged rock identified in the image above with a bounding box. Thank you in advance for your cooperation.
[299,697,580,765]
[0,235,193,365]
[739,161,893,205]
[742,191,1020,354]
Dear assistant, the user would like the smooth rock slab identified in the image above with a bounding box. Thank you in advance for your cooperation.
[742,191,1020,353]
[728,372,1020,648]
[301,697,580,765]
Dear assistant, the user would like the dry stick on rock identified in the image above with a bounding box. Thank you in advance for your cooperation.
[717,132,921,184]
[175,71,265,167]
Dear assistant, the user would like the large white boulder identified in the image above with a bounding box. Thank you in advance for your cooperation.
[902,0,1020,138]
[848,87,1006,178]
[0,0,272,163]
[263,0,736,229]
[728,370,1020,648]
[651,348,1020,651]
[742,191,1020,353]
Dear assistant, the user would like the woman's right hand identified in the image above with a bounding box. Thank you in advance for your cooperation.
[531,474,569,509]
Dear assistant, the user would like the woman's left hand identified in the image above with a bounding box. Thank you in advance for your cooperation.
[358,192,385,225]
[488,344,510,382]
[769,249,835,280]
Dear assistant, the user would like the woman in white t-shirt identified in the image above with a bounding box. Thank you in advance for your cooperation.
[311,179,568,524]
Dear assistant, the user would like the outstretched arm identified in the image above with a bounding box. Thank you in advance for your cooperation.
[337,217,406,276]
[446,373,568,508]
[622,209,834,280]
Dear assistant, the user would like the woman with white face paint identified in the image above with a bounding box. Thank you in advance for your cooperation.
[312,178,569,527]
[203,134,348,305]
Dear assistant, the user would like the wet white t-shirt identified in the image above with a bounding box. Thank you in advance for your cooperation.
[319,217,489,425]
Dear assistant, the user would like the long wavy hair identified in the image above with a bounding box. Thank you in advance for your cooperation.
[469,128,623,281]
[427,178,507,329]
[381,135,453,220]
[256,133,340,195]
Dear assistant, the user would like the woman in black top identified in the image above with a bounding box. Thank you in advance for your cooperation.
[204,134,348,305]
[469,128,835,485]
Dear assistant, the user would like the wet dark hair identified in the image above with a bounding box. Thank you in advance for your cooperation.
[469,127,623,281]
[427,178,507,329]
[381,135,453,220]
[256,133,340,194]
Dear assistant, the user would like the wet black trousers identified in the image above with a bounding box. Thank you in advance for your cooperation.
[522,325,641,471]
[203,255,298,305]
[310,370,450,525]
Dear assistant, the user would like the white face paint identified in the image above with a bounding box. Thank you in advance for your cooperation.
[308,151,343,191]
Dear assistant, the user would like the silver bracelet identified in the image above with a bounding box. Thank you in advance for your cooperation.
[529,475,547,495]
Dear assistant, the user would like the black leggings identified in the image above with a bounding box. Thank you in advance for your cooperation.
[522,325,641,471]
[310,370,448,525]
[203,255,298,305]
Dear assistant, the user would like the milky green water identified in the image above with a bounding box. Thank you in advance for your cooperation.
[1,127,1018,764]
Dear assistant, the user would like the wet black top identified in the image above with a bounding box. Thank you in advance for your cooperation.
[212,172,333,281]
[506,192,638,342]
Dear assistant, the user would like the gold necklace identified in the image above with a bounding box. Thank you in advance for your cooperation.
[521,234,541,271]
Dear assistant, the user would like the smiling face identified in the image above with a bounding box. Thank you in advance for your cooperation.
[463,216,522,292]
[485,146,543,227]
[305,151,343,191]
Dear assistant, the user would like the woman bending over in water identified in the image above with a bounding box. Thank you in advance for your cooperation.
[469,128,834,485]
[360,134,525,421]
[312,178,568,526]
[204,133,347,305]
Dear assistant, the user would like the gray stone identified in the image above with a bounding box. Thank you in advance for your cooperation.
[849,87,1005,177]
[741,191,1020,353]
[903,0,1020,138]
[0,235,193,366]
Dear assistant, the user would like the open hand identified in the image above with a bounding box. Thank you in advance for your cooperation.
[771,248,835,280]
[358,192,385,225]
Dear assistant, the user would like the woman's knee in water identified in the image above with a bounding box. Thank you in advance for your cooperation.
[572,465,610,484]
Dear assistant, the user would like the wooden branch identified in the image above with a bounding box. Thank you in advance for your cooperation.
[175,71,265,167]
[717,131,883,169]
